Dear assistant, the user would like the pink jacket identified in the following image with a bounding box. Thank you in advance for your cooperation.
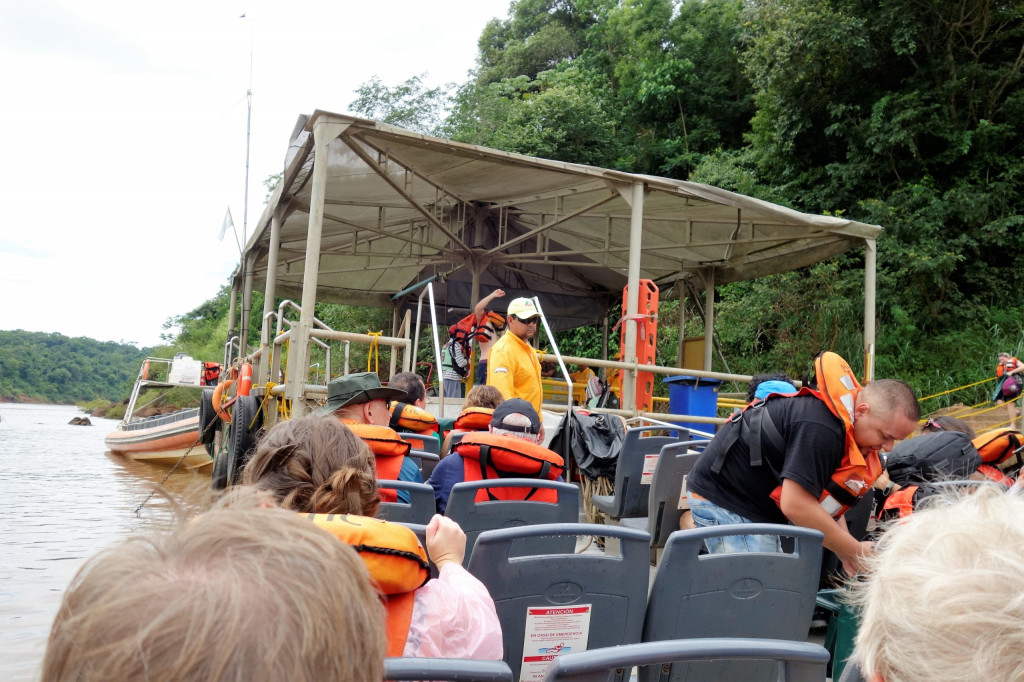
[403,563,503,659]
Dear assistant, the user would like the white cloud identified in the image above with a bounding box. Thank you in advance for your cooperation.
[0,0,509,347]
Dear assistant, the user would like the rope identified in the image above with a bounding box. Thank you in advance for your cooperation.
[134,415,220,516]
[918,376,996,403]
[367,331,382,373]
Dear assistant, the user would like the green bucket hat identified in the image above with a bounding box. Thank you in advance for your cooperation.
[314,372,407,416]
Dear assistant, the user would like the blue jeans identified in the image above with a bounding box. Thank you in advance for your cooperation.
[687,493,782,554]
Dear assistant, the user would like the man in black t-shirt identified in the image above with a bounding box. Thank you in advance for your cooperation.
[687,379,919,575]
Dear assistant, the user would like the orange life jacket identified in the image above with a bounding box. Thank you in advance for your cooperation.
[389,402,440,436]
[454,432,564,503]
[880,485,917,519]
[972,428,1024,472]
[976,464,1014,487]
[341,420,411,503]
[453,407,494,432]
[996,357,1019,377]
[712,351,880,519]
[308,513,429,656]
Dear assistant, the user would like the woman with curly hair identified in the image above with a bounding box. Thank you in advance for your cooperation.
[240,415,502,661]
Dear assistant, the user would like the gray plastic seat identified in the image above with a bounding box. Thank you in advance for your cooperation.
[541,638,830,682]
[592,426,690,522]
[376,480,436,524]
[398,431,440,454]
[467,523,650,681]
[445,479,580,567]
[645,441,703,555]
[407,448,440,479]
[641,524,823,681]
[443,430,468,456]
[384,657,513,681]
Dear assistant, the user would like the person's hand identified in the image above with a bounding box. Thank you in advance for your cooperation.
[425,514,467,569]
[840,540,875,577]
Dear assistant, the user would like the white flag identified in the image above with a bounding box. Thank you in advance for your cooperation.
[219,208,234,241]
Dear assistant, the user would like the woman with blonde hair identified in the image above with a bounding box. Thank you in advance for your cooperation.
[241,415,502,660]
[43,498,385,682]
[848,488,1024,682]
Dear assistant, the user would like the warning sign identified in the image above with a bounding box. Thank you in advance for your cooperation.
[640,454,659,484]
[519,604,592,682]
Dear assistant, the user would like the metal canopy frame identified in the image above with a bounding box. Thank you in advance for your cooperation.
[230,111,882,412]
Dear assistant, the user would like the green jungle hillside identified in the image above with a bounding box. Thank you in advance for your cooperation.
[0,331,150,404]
[5,0,1024,413]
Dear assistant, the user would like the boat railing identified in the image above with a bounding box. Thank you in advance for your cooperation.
[123,407,200,431]
[241,303,412,423]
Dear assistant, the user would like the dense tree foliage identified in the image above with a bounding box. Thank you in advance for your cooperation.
[348,0,1024,404]
[0,331,150,403]
[15,0,1021,409]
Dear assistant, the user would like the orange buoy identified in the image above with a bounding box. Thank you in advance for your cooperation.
[141,360,150,381]
[237,363,253,396]
[212,378,236,422]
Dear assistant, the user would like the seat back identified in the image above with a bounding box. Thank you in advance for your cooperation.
[542,638,829,682]
[642,524,823,681]
[468,523,650,681]
[407,449,440,479]
[445,479,580,567]
[646,442,703,550]
[444,431,467,455]
[384,657,513,681]
[594,426,689,519]
[376,480,436,524]
[398,431,440,454]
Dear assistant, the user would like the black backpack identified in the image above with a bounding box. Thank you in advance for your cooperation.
[885,431,981,485]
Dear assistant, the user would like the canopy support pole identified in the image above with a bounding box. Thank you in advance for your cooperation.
[676,277,688,368]
[863,238,877,382]
[703,268,715,372]
[259,206,283,384]
[622,181,645,411]
[285,120,349,415]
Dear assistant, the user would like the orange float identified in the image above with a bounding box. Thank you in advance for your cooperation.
[212,378,237,422]
[237,363,253,396]
[619,280,659,411]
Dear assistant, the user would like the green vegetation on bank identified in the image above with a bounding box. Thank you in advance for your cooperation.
[346,0,1024,407]
[7,0,1023,413]
[0,331,151,404]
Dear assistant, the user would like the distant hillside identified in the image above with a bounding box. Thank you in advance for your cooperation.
[0,330,150,404]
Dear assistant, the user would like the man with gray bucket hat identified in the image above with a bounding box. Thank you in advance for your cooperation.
[316,372,423,500]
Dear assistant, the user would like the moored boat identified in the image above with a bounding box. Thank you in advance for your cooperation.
[104,354,220,471]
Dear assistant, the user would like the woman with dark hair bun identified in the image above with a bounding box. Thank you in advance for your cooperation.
[241,415,502,661]
[242,414,381,515]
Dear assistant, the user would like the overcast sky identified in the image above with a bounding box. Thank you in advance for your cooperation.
[0,0,511,347]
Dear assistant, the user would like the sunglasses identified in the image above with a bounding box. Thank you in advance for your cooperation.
[923,418,943,431]
[512,315,540,325]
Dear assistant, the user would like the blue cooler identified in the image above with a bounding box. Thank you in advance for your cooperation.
[664,375,722,436]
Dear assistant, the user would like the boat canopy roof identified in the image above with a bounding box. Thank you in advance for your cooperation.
[239,111,881,330]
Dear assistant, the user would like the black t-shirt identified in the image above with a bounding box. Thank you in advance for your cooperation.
[688,395,845,523]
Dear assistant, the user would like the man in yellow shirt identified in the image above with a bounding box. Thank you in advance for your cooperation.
[487,297,543,414]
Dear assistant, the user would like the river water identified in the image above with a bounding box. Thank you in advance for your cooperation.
[0,403,210,681]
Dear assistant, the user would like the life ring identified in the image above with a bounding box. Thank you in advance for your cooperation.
[237,363,253,396]
[212,378,237,422]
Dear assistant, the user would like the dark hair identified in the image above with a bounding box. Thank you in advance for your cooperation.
[864,379,921,421]
[746,372,794,402]
[241,416,380,516]
[389,372,425,405]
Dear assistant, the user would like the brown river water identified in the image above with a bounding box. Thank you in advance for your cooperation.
[0,403,211,681]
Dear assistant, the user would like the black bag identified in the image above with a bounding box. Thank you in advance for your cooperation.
[548,408,625,480]
[885,431,981,485]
